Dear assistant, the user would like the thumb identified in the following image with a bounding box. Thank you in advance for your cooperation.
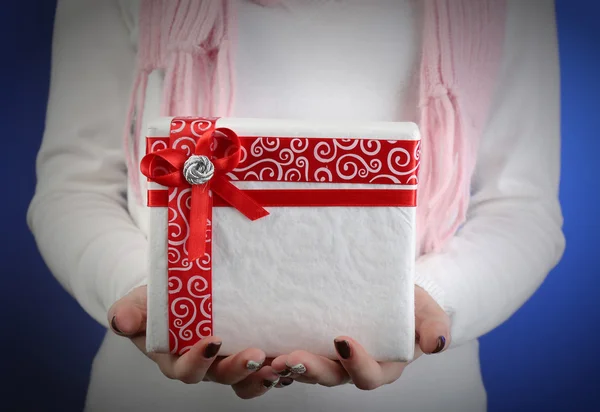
[107,285,148,337]
[414,286,451,355]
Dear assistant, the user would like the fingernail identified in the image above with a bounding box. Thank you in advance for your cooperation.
[432,336,446,354]
[285,363,306,374]
[111,315,127,336]
[276,367,292,377]
[263,378,279,389]
[279,377,294,387]
[203,342,222,358]
[334,339,352,359]
[246,360,263,372]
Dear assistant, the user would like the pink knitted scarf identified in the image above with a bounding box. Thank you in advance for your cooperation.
[125,0,507,255]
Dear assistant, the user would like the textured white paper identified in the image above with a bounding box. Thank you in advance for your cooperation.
[146,117,419,362]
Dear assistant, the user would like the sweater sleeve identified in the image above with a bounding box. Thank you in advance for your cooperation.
[414,0,566,346]
[26,0,147,327]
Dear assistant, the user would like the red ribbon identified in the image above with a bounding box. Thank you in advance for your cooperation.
[148,189,417,208]
[140,127,269,261]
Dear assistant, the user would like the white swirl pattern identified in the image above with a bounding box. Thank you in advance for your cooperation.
[187,275,208,297]
[336,154,383,180]
[170,119,186,134]
[150,140,168,152]
[171,297,196,341]
[233,137,420,185]
[250,137,280,157]
[195,319,212,339]
[314,140,337,163]
[169,276,214,351]
[167,189,192,248]
[290,138,310,153]
[277,149,297,166]
[314,167,333,182]
[360,139,381,156]
[195,251,211,271]
[168,276,183,294]
[190,119,214,137]
[237,159,283,180]
[387,147,420,177]
[173,137,197,157]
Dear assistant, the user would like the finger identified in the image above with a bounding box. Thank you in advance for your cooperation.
[207,348,266,385]
[271,351,349,387]
[334,337,404,390]
[128,332,222,385]
[231,365,282,400]
[414,286,452,354]
[107,285,148,336]
[133,334,180,376]
[166,337,223,384]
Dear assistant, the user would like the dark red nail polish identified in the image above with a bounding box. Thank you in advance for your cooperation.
[203,342,222,358]
[276,368,292,377]
[280,378,294,387]
[334,339,352,359]
[432,336,446,354]
[111,316,126,336]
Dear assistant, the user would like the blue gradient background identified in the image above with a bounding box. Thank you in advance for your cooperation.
[2,1,598,411]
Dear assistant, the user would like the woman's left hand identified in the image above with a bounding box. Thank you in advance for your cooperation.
[270,286,451,390]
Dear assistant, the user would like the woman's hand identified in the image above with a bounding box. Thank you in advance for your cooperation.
[270,286,451,390]
[107,286,282,399]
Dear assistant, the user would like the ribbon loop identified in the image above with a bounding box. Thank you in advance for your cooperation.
[140,149,189,187]
[211,128,243,174]
[140,124,270,261]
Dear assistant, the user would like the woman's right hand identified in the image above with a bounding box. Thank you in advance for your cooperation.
[107,286,288,399]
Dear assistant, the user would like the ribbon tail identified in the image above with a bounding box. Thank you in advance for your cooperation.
[212,177,270,221]
[187,184,211,261]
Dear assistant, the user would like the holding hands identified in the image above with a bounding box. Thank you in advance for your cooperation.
[269,286,451,390]
[108,286,280,399]
[108,285,450,399]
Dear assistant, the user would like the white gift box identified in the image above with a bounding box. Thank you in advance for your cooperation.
[143,117,420,362]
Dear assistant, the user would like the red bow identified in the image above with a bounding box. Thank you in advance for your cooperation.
[140,127,269,261]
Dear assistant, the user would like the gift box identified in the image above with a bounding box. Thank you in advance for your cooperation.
[143,117,420,362]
